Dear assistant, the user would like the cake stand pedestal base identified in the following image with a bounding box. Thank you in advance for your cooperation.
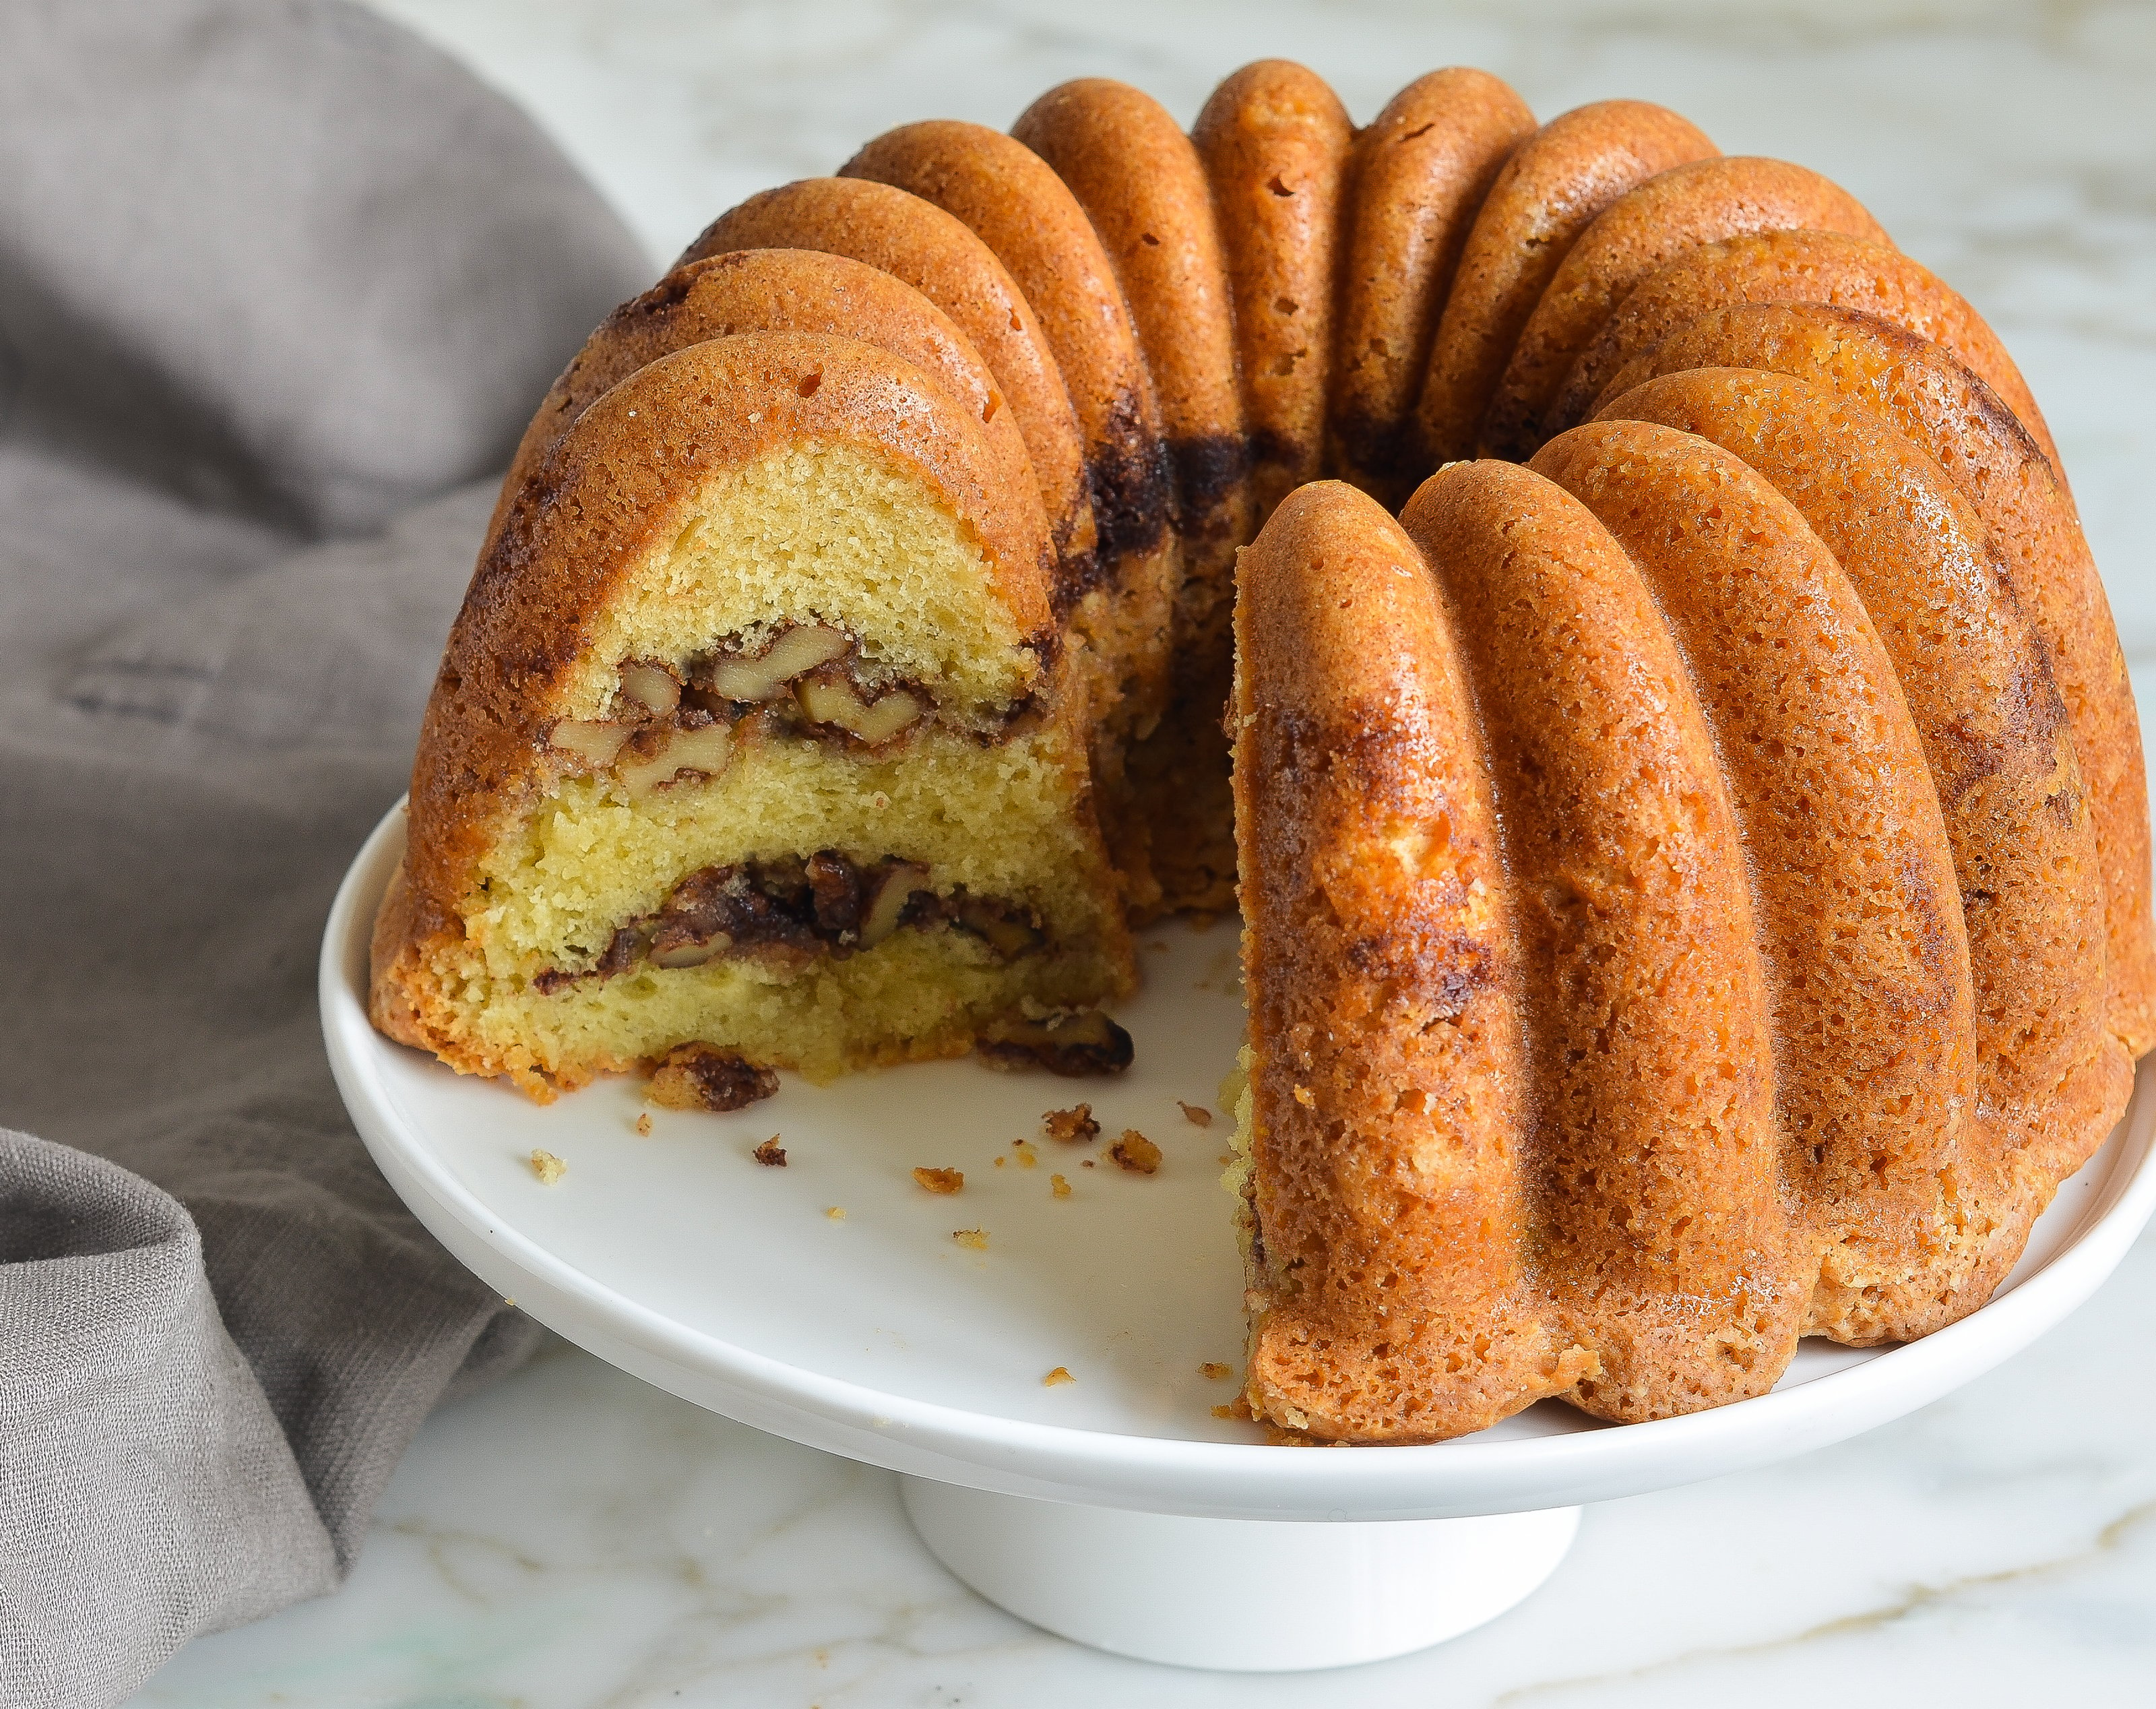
[899,1477,1581,1671]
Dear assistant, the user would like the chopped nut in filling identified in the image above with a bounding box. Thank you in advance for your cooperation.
[546,624,1041,797]
[532,850,1050,991]
[980,1009,1135,1076]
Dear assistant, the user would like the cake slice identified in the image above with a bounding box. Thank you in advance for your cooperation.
[371,332,1131,1100]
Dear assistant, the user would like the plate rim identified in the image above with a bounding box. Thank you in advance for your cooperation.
[324,799,2156,1518]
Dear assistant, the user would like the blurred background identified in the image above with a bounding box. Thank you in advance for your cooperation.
[128,2,2156,1704]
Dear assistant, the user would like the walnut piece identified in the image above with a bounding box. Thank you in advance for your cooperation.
[796,674,925,743]
[619,722,732,797]
[753,1137,787,1167]
[619,660,682,714]
[647,1043,779,1112]
[550,719,631,767]
[979,1011,1134,1077]
[705,625,850,702]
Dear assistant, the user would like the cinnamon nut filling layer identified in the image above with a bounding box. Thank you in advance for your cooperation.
[546,624,1047,797]
[531,849,1050,993]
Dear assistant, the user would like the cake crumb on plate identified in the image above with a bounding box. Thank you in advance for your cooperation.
[1178,1100,1214,1128]
[1199,1362,1232,1380]
[825,1206,846,1220]
[1043,1366,1075,1386]
[913,1166,963,1194]
[528,1149,567,1185]
[1110,1130,1161,1174]
[634,1113,653,1137]
[1050,1173,1072,1199]
[753,1137,788,1167]
[953,1228,988,1249]
[1041,1103,1100,1144]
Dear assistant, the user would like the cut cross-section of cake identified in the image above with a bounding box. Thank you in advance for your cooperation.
[370,332,1132,1099]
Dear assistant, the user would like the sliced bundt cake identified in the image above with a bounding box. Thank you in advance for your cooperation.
[372,332,1130,1098]
[372,58,2151,1445]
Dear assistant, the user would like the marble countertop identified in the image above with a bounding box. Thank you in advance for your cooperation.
[134,1,2156,1701]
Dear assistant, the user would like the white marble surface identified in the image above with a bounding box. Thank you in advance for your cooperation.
[137,0,2156,1700]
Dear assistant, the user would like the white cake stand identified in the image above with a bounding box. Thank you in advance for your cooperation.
[323,803,2156,1671]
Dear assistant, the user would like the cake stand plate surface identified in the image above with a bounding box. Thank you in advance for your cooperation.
[325,803,2156,1670]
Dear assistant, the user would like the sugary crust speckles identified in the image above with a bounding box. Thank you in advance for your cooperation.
[1402,460,1806,1423]
[1531,418,1978,1344]
[1193,60,1354,520]
[842,121,1175,576]
[493,249,1046,579]
[1602,302,2153,1055]
[1329,68,1535,506]
[1595,367,2129,1293]
[1416,98,1715,464]
[1481,156,1889,459]
[1555,228,2061,471]
[1232,479,1594,1441]
[1016,77,1252,574]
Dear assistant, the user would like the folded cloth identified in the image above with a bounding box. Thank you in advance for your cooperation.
[0,3,649,1702]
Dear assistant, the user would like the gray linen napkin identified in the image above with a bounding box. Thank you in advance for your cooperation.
[0,3,650,1702]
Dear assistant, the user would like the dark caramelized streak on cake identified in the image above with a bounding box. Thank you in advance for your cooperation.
[1085,390,1175,578]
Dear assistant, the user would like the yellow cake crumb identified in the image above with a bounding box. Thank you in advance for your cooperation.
[825,1206,846,1220]
[1199,1362,1233,1381]
[635,1113,654,1137]
[1041,1103,1100,1144]
[1178,1100,1214,1128]
[1011,1139,1038,1169]
[1050,1173,1071,1199]
[1110,1130,1161,1174]
[1043,1366,1075,1386]
[529,1148,567,1185]
[914,1166,963,1194]
[953,1227,988,1249]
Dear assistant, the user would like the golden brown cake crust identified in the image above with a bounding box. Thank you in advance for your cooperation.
[1193,60,1354,519]
[1602,303,2155,1057]
[1015,77,1253,584]
[1597,367,2131,1293]
[1531,419,1979,1344]
[1554,230,2060,468]
[493,249,1045,576]
[1233,480,1594,1442]
[679,177,1098,605]
[1401,460,1808,1423]
[375,334,1056,1037]
[841,121,1174,578]
[1480,156,1889,459]
[1415,99,1715,464]
[1014,79,1264,924]
[1329,67,1535,505]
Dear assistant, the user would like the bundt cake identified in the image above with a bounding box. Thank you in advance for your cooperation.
[372,61,2149,1443]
